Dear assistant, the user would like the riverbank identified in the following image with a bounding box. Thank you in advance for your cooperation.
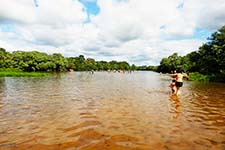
[0,68,50,77]
[188,72,225,82]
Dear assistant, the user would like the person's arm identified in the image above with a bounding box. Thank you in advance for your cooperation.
[183,74,189,79]
[169,74,177,78]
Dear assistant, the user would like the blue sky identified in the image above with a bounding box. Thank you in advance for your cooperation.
[79,0,100,23]
[79,0,100,15]
[0,0,224,65]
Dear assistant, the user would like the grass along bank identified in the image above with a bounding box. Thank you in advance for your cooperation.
[188,72,225,82]
[0,68,50,77]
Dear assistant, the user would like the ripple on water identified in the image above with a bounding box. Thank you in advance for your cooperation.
[0,72,225,149]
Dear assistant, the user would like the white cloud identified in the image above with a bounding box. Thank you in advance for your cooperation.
[183,0,225,30]
[0,0,86,25]
[0,1,35,24]
[0,0,224,65]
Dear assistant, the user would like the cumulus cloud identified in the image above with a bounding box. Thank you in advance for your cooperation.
[183,0,225,30]
[0,0,86,25]
[0,0,224,65]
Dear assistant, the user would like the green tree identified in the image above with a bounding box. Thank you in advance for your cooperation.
[118,61,130,70]
[131,64,137,70]
[96,61,109,70]
[85,58,97,71]
[0,48,8,68]
[158,53,182,72]
[0,48,132,72]
[197,26,225,74]
[51,53,68,71]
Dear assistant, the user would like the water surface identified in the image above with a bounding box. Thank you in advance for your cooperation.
[0,71,225,150]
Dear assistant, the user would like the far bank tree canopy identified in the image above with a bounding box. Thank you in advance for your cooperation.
[0,48,133,72]
[158,25,225,76]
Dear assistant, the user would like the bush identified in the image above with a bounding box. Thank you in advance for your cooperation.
[0,68,22,72]
[188,72,215,81]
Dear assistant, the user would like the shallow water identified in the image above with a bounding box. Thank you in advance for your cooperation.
[0,71,224,150]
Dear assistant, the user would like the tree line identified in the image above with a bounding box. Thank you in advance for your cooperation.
[0,49,138,72]
[157,25,225,81]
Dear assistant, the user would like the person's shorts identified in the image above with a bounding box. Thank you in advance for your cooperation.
[175,82,183,87]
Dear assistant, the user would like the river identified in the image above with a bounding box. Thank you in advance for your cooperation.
[0,71,225,150]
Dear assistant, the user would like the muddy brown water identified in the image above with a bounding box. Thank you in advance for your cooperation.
[0,71,225,150]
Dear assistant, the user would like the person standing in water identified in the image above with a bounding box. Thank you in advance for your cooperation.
[170,70,189,95]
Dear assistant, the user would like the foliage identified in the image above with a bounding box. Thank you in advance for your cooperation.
[0,68,22,72]
[0,69,49,77]
[197,26,225,74]
[188,72,214,81]
[136,65,158,71]
[157,25,225,82]
[157,53,183,73]
[0,49,133,72]
[130,64,137,70]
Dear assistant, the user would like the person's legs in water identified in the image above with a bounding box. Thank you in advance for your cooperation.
[172,86,177,94]
[176,87,180,95]
[170,80,176,94]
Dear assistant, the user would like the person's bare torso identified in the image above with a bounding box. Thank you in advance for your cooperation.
[176,73,183,82]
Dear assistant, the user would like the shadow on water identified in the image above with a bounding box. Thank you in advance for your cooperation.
[0,72,225,150]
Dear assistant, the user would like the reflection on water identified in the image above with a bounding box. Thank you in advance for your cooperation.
[0,71,224,150]
[169,95,181,119]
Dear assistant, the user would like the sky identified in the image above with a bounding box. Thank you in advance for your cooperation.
[0,0,225,65]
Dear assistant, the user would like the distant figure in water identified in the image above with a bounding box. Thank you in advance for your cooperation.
[169,79,176,94]
[170,70,189,95]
